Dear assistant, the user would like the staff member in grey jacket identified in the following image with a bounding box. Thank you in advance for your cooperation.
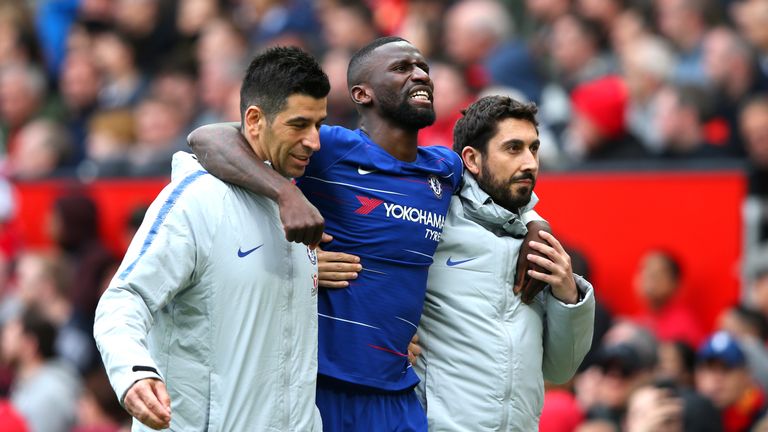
[415,95,594,431]
[319,95,594,431]
[93,47,329,431]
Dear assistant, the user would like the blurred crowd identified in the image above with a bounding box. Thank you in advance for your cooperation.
[0,0,767,430]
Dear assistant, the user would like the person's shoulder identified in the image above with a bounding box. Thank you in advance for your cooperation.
[419,145,461,164]
[417,145,463,186]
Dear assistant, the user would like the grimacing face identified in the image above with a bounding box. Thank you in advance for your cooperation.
[366,41,435,130]
[474,117,540,212]
[249,94,327,178]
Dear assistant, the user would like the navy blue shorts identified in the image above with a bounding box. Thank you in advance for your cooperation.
[316,378,427,432]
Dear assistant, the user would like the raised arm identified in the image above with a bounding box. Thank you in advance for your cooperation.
[187,123,324,247]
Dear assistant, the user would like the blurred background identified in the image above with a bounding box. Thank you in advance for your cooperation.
[0,0,767,431]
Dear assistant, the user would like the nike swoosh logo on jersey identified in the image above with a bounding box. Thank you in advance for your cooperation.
[237,244,264,257]
[357,166,377,175]
[446,256,477,267]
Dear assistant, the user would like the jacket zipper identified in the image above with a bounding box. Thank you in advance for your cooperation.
[499,239,515,430]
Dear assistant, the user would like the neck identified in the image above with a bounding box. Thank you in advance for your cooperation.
[17,356,44,382]
[45,298,71,326]
[243,130,266,161]
[360,116,419,161]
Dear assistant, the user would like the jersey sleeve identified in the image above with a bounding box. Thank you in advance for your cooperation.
[302,125,359,178]
[429,145,464,193]
[93,170,220,404]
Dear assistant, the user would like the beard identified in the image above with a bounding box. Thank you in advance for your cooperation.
[476,163,536,212]
[378,91,436,130]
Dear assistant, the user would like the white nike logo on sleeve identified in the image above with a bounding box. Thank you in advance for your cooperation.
[357,167,377,175]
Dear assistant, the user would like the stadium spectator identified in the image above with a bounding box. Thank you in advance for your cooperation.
[319,0,379,52]
[320,48,358,129]
[652,84,730,158]
[548,13,613,91]
[740,95,768,200]
[746,245,768,318]
[127,96,187,177]
[48,193,116,319]
[620,36,677,153]
[91,28,147,109]
[195,17,247,67]
[58,51,103,164]
[565,75,648,162]
[149,59,200,131]
[655,0,713,85]
[113,0,178,75]
[584,342,656,427]
[9,120,73,181]
[1,306,81,432]
[655,340,696,389]
[717,304,768,391]
[444,0,542,100]
[72,367,130,432]
[79,109,135,179]
[175,0,220,40]
[733,0,768,84]
[195,59,242,126]
[0,2,41,68]
[703,27,768,155]
[695,331,768,432]
[632,249,705,348]
[0,63,54,160]
[624,384,684,432]
[11,252,97,374]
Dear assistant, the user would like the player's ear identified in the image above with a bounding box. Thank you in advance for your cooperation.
[244,105,266,140]
[350,84,372,106]
[461,146,482,176]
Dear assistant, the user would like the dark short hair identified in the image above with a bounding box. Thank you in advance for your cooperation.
[20,306,57,360]
[347,36,409,89]
[453,95,539,154]
[240,46,330,121]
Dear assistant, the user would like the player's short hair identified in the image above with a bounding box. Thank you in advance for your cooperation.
[347,36,409,89]
[240,46,330,122]
[453,95,539,154]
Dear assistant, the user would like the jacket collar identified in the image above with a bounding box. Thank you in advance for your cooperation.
[459,170,538,238]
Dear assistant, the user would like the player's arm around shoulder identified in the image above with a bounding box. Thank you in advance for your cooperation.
[187,123,325,247]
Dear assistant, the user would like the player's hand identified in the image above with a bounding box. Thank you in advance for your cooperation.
[124,378,171,430]
[526,231,579,304]
[408,334,422,366]
[514,220,551,304]
[277,182,325,248]
[317,235,361,289]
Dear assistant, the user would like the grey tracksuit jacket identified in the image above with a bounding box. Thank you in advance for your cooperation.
[415,172,595,431]
[94,153,322,431]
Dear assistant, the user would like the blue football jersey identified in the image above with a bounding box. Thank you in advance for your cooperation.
[297,125,462,391]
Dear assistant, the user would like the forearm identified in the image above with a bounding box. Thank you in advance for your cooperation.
[542,275,595,383]
[187,122,293,201]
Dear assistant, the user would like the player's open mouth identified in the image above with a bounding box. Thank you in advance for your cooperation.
[409,88,432,105]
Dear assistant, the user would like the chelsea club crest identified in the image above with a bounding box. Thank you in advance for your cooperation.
[428,175,442,199]
[307,247,317,265]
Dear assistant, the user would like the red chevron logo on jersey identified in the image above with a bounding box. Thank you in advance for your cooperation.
[354,196,384,215]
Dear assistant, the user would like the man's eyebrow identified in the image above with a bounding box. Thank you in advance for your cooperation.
[502,138,541,147]
[285,116,311,124]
